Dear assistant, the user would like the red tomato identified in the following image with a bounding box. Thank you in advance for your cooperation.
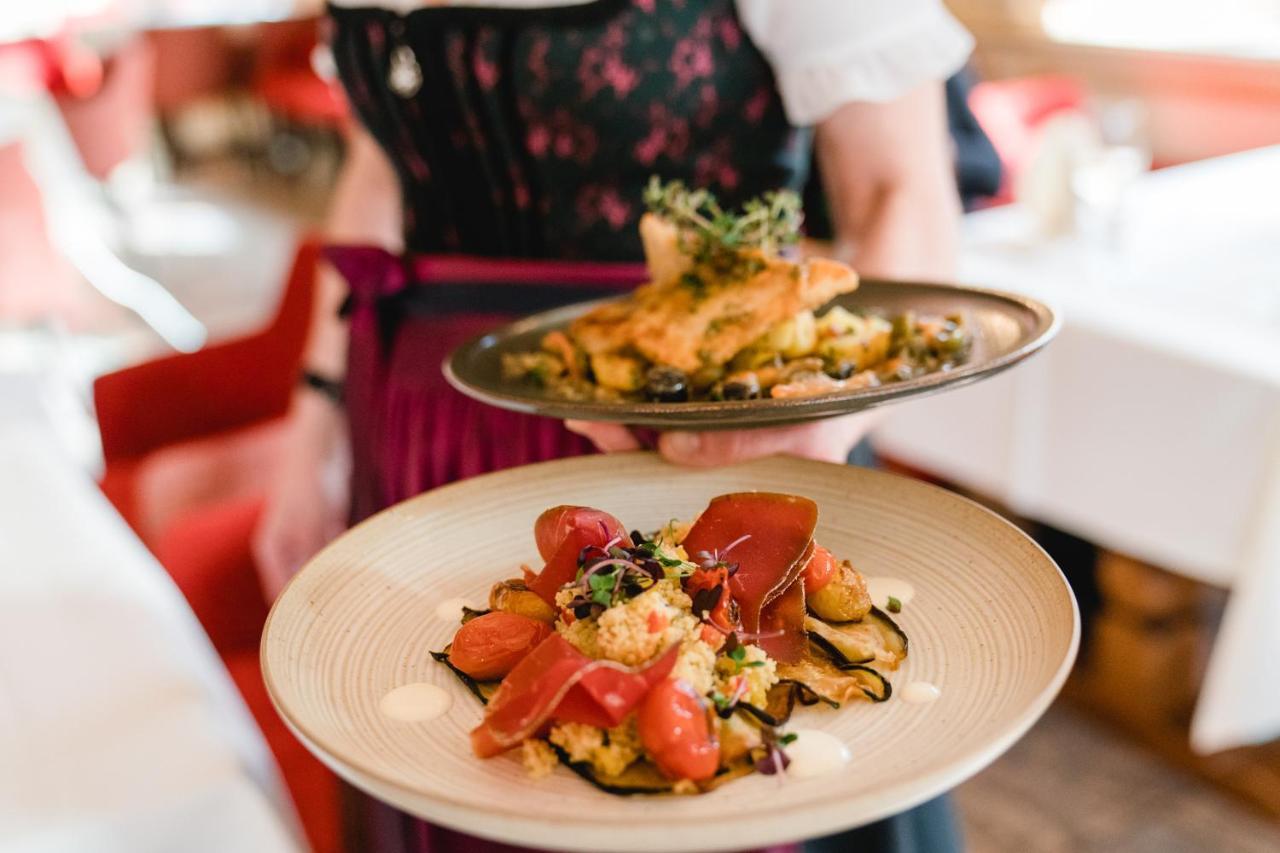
[527,506,628,605]
[684,565,737,632]
[449,612,552,681]
[637,678,719,782]
[802,544,838,595]
[533,506,627,562]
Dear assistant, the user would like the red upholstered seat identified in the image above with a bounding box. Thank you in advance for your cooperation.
[251,19,349,129]
[152,496,269,654]
[968,75,1088,204]
[94,239,340,853]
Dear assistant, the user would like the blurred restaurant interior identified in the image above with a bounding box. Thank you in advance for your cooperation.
[1,1,1278,852]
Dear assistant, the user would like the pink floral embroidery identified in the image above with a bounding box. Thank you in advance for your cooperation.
[473,51,500,90]
[577,24,638,100]
[669,15,715,90]
[632,0,655,12]
[696,141,740,190]
[693,83,719,129]
[513,182,531,209]
[526,124,551,157]
[576,185,633,231]
[669,34,713,90]
[599,189,631,229]
[744,86,772,124]
[716,15,741,51]
[526,35,551,89]
[528,109,599,165]
[633,103,690,166]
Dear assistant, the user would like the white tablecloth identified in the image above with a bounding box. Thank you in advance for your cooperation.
[874,147,1280,754]
[0,376,304,852]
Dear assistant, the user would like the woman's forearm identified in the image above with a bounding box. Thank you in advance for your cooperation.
[302,128,404,380]
[814,82,960,282]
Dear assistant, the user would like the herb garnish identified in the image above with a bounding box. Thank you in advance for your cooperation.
[727,644,765,672]
[887,595,903,613]
[644,176,802,277]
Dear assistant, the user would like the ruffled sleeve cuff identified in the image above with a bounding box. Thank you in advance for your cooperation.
[738,0,975,126]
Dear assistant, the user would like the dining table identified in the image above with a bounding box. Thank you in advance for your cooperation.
[873,145,1280,754]
[0,372,304,852]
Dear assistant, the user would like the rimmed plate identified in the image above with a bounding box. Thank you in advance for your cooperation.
[263,453,1078,851]
[444,279,1058,429]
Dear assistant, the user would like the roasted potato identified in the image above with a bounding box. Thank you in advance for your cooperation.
[816,315,891,373]
[590,352,645,392]
[807,559,872,623]
[759,309,817,359]
[489,578,556,622]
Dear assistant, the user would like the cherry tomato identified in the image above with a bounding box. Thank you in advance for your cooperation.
[528,506,629,604]
[684,566,737,632]
[449,612,553,681]
[637,678,719,782]
[533,506,627,562]
[802,544,838,595]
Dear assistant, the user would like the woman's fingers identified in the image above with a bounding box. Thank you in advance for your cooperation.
[565,413,878,467]
[657,414,875,467]
[564,420,644,452]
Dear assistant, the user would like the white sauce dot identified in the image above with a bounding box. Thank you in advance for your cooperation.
[900,681,941,705]
[865,577,915,610]
[434,597,473,622]
[380,683,452,722]
[783,729,851,780]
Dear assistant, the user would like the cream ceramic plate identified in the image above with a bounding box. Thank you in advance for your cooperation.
[263,454,1078,852]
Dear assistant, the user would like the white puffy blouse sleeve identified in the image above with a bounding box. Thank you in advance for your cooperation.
[735,0,975,126]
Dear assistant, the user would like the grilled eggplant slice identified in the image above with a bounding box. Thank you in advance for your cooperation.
[547,743,757,796]
[778,654,891,703]
[804,605,907,670]
[430,647,501,705]
[461,606,490,624]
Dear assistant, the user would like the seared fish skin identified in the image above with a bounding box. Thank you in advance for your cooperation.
[569,252,859,373]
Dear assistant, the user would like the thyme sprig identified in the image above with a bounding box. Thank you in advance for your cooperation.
[644,176,803,275]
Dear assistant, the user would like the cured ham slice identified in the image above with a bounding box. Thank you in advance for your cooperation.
[471,636,677,758]
[755,552,811,662]
[524,506,628,605]
[681,493,817,662]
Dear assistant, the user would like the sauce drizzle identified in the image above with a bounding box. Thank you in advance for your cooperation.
[380,683,452,722]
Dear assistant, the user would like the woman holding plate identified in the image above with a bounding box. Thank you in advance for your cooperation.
[255,1,975,850]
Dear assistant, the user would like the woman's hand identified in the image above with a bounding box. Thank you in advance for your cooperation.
[252,391,351,600]
[565,414,877,467]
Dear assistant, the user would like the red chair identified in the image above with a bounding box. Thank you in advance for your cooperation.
[94,238,341,853]
[252,19,348,132]
[968,75,1088,204]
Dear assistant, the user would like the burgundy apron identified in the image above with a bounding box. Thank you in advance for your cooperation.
[327,247,646,524]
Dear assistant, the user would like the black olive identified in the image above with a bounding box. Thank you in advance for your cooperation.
[830,361,856,380]
[721,374,761,400]
[644,366,689,402]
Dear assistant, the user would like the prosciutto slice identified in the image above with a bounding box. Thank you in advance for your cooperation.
[471,635,678,758]
[755,546,812,662]
[681,493,817,663]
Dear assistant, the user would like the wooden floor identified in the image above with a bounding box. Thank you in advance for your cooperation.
[955,702,1280,853]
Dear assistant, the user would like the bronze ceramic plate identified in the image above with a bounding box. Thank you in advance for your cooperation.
[444,279,1058,429]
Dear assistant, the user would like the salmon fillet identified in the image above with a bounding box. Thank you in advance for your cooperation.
[569,252,859,373]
